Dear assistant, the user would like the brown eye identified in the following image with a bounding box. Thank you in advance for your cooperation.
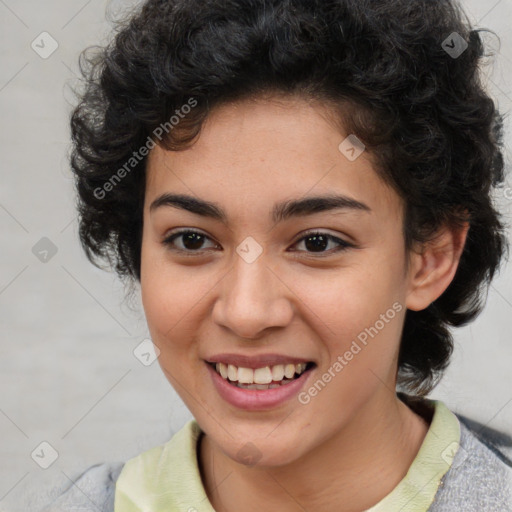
[162,229,353,257]
[162,230,218,253]
[291,231,353,256]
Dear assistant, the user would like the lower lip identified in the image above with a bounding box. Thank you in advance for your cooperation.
[206,362,314,411]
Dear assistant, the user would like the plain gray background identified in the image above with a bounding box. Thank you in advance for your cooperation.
[0,0,511,510]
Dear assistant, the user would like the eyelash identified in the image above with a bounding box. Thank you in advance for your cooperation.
[162,229,354,257]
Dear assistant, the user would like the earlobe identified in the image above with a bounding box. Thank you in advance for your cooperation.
[405,221,470,312]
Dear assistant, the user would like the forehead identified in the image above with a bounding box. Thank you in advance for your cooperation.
[144,96,403,224]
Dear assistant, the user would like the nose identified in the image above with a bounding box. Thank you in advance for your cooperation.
[211,253,294,340]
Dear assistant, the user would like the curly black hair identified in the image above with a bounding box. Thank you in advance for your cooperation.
[70,0,509,396]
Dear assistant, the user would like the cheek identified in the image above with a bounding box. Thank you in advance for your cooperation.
[141,274,201,394]
[296,260,405,385]
[140,240,194,331]
[140,244,193,356]
[302,279,405,421]
[294,263,401,335]
[140,246,219,375]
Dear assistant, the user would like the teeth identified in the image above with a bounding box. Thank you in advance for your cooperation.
[284,363,296,379]
[254,367,273,384]
[213,361,309,384]
[218,362,228,379]
[227,364,238,381]
[239,383,273,390]
[271,364,285,381]
[238,367,254,384]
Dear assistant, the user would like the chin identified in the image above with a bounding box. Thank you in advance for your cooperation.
[214,431,308,469]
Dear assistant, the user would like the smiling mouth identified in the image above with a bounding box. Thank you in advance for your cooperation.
[207,361,316,389]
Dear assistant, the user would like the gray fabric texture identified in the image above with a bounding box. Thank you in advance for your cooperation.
[14,415,512,512]
[36,463,123,512]
[428,415,512,511]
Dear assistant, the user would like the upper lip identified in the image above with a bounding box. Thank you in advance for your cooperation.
[205,353,314,369]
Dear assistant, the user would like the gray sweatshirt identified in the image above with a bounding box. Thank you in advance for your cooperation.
[17,414,512,512]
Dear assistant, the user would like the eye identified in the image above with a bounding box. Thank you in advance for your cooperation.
[162,229,218,254]
[162,229,353,256]
[290,230,353,256]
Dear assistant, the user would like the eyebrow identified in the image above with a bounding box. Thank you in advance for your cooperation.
[149,192,371,225]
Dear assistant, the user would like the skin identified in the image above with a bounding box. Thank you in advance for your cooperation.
[140,94,469,512]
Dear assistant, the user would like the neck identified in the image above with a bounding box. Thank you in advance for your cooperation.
[199,392,430,512]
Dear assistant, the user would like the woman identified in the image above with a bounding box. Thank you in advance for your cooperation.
[39,0,512,510]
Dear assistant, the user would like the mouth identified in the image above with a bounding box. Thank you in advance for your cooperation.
[206,361,316,390]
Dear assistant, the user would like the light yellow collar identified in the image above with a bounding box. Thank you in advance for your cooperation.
[114,397,460,512]
[365,397,460,511]
[114,419,213,512]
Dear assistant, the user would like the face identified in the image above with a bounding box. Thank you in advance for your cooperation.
[140,95,414,467]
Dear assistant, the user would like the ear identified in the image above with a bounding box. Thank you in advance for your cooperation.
[405,221,470,311]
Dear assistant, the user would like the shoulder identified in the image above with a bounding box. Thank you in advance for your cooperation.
[29,422,198,512]
[457,414,512,467]
[30,461,124,512]
[430,413,512,511]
